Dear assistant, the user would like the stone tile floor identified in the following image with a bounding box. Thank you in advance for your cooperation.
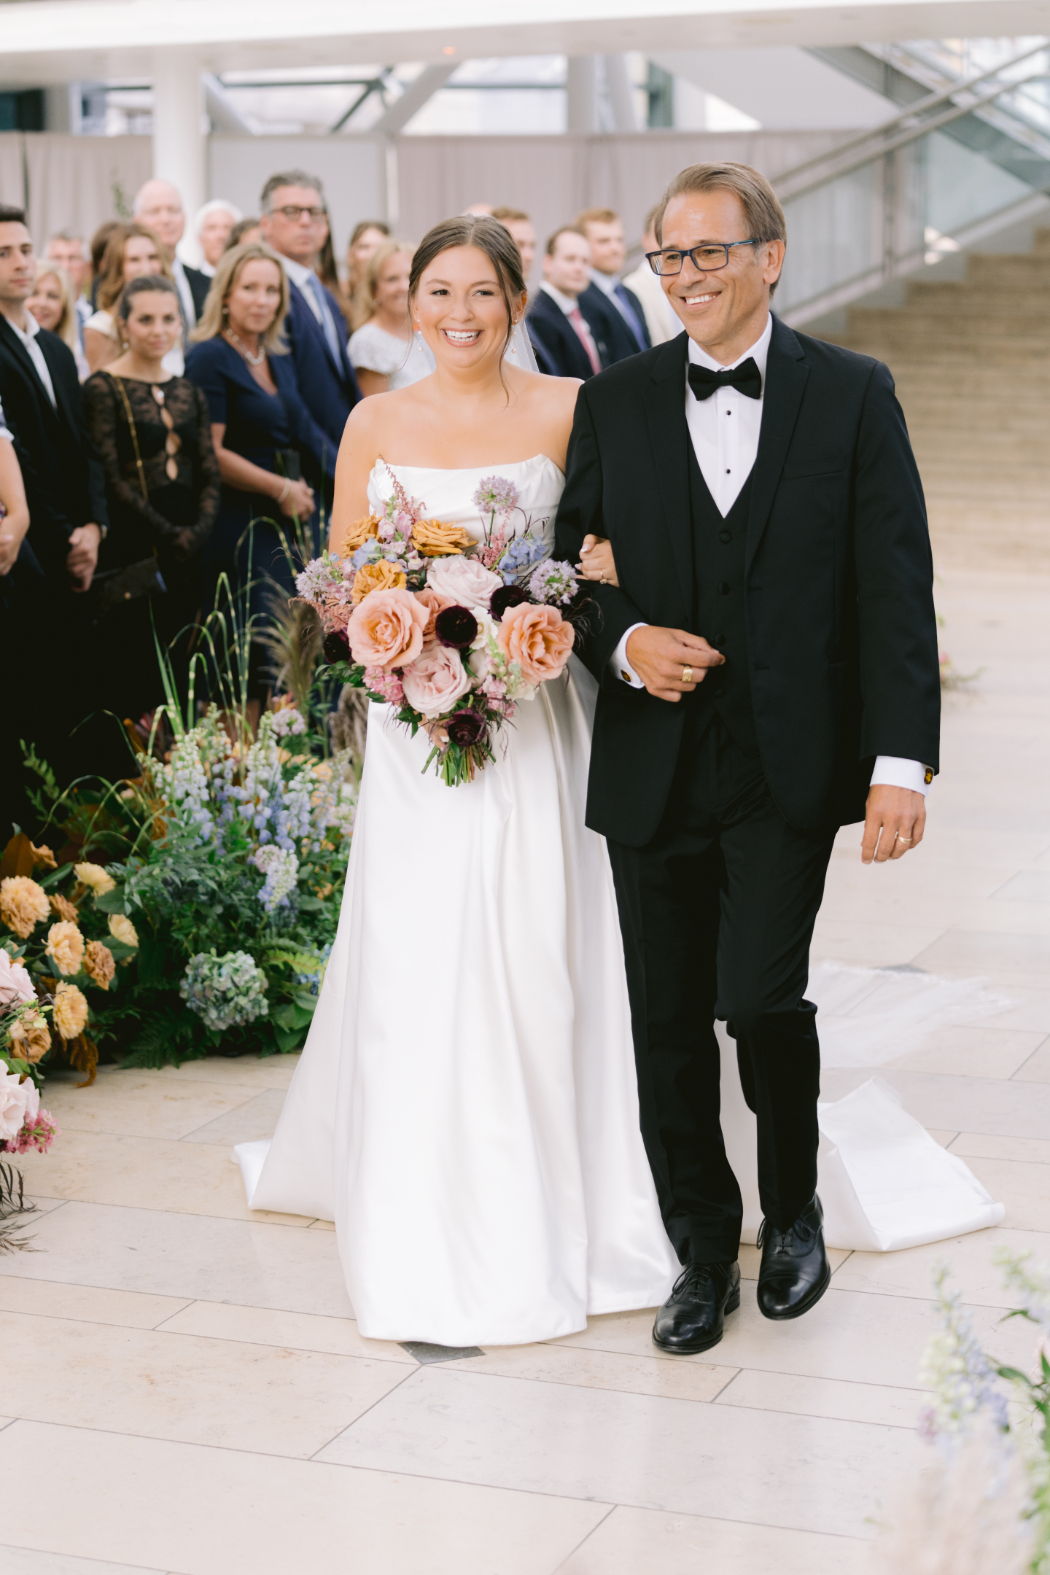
[1,567,1048,1574]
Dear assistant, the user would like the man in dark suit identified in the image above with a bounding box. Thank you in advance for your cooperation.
[259,170,361,499]
[134,180,210,325]
[576,205,651,365]
[0,204,109,795]
[527,226,609,381]
[555,163,940,1352]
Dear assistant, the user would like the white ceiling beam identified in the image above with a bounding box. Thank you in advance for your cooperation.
[369,62,458,135]
[2,0,1049,84]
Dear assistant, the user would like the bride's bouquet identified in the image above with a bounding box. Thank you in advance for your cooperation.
[296,468,580,785]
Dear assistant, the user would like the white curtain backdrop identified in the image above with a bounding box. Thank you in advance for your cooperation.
[23,133,151,248]
[0,135,27,213]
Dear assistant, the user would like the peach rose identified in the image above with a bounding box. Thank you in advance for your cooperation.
[108,914,139,947]
[330,513,380,557]
[411,518,473,557]
[414,586,454,646]
[74,862,115,896]
[45,920,85,976]
[401,645,475,719]
[496,601,574,686]
[425,554,503,616]
[0,876,49,939]
[347,587,429,670]
[350,559,407,606]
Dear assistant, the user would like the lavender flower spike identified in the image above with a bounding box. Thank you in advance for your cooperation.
[473,476,519,515]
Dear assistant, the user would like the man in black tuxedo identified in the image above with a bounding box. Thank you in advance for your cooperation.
[555,163,940,1351]
[527,227,609,380]
[0,205,109,802]
[576,205,651,364]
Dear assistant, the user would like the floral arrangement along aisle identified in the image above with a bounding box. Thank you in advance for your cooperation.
[297,469,580,786]
[1,695,357,1073]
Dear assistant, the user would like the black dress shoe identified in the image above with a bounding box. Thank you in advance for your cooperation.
[756,1194,831,1321]
[652,1261,740,1353]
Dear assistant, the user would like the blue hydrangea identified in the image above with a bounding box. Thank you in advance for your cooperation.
[498,535,547,583]
[180,950,268,1033]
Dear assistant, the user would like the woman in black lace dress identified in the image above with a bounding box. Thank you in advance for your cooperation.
[83,275,220,743]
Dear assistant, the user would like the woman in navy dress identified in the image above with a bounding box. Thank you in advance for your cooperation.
[185,242,319,704]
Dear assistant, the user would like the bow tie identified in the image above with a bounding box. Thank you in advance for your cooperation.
[688,357,762,402]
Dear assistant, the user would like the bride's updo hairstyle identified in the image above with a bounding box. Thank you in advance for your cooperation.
[408,215,527,361]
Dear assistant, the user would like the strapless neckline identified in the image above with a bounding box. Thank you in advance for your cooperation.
[377,454,565,480]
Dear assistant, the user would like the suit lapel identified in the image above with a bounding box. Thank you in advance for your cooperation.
[644,332,693,621]
[38,332,77,436]
[0,316,55,417]
[746,314,808,572]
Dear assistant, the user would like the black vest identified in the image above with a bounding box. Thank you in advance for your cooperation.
[687,449,759,756]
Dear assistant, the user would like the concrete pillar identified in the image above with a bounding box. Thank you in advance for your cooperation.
[151,51,206,221]
[604,54,638,132]
[566,55,600,134]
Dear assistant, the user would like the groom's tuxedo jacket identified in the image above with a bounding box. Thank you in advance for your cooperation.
[554,315,941,847]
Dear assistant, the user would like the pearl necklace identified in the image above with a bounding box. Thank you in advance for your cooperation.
[225,328,265,367]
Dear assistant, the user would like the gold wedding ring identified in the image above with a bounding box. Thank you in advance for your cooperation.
[599,572,608,585]
[682,665,693,684]
[898,836,912,843]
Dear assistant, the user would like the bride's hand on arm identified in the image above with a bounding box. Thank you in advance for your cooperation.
[576,534,619,587]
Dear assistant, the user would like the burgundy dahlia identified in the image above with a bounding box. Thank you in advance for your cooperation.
[322,627,350,664]
[489,584,528,620]
[446,709,488,747]
[434,604,479,650]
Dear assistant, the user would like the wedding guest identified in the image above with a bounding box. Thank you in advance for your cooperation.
[83,275,220,740]
[0,395,37,838]
[134,178,210,326]
[26,260,88,379]
[348,241,434,396]
[227,217,263,252]
[345,219,390,330]
[575,205,650,361]
[527,226,608,380]
[259,170,360,499]
[0,205,108,782]
[621,204,684,347]
[315,227,353,334]
[88,220,120,308]
[186,242,318,707]
[491,206,536,276]
[193,199,242,276]
[83,224,176,374]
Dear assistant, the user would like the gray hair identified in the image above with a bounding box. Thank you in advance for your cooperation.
[260,170,325,213]
[193,198,242,237]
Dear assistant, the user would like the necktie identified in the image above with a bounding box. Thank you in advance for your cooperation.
[568,306,602,376]
[688,357,762,401]
[307,273,342,367]
[613,282,647,349]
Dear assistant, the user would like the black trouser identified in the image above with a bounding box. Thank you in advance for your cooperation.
[606,711,837,1265]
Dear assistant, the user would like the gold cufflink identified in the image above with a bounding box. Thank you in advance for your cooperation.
[924,768,933,785]
[621,671,632,683]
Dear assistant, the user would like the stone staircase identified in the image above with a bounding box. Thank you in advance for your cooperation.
[821,230,1050,568]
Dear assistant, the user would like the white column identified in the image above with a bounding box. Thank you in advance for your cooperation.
[566,55,600,134]
[151,51,206,220]
[604,54,638,132]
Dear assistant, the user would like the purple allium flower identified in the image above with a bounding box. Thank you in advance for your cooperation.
[529,558,579,606]
[473,476,519,515]
[490,583,528,619]
[434,604,480,650]
[446,709,488,746]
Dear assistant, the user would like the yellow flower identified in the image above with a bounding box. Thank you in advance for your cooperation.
[0,876,50,939]
[108,914,139,947]
[8,1008,51,1064]
[331,514,380,557]
[350,560,408,606]
[411,518,473,558]
[52,981,88,1041]
[45,921,85,976]
[50,894,78,923]
[74,862,116,896]
[84,941,116,991]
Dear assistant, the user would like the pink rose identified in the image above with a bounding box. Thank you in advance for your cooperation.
[347,588,429,670]
[401,645,475,719]
[496,602,575,686]
[414,586,453,646]
[0,949,34,1008]
[425,555,503,616]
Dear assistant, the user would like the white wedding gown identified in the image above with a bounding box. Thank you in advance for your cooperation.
[237,455,1003,1345]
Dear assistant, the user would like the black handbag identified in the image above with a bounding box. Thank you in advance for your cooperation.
[91,375,168,620]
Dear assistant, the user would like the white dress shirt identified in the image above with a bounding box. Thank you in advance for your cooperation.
[608,313,930,796]
[172,257,197,329]
[8,311,57,409]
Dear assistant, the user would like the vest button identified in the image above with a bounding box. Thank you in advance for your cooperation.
[719,531,731,543]
[718,581,730,594]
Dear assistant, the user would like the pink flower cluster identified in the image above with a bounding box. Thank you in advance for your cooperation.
[2,1105,60,1155]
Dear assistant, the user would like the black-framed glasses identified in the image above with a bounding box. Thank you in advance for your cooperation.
[646,239,761,277]
[271,205,327,222]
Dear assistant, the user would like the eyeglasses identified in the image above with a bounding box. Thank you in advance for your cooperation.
[270,205,327,223]
[646,240,761,277]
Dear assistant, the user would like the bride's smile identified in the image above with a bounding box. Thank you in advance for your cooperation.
[414,243,527,369]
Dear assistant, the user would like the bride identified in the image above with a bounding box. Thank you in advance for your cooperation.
[239,215,681,1344]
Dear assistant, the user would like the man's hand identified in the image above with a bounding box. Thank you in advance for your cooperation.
[0,519,28,577]
[861,784,926,864]
[66,523,101,592]
[625,626,724,702]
